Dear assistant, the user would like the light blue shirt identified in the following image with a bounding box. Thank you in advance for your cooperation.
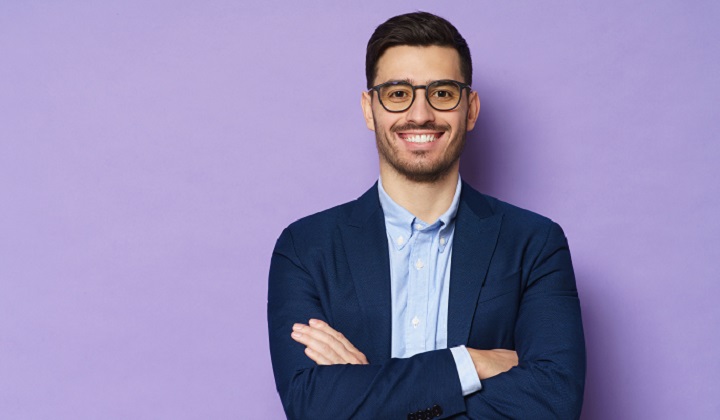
[378,177,482,396]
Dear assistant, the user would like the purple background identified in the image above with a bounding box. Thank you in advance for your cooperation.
[2,1,718,418]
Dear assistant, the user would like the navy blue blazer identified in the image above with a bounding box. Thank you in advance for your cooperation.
[268,182,585,419]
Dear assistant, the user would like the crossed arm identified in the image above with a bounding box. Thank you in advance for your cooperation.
[268,222,585,419]
[291,319,518,381]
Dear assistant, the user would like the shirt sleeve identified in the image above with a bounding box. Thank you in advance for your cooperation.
[450,345,482,396]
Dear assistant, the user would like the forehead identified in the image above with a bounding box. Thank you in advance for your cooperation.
[374,45,463,85]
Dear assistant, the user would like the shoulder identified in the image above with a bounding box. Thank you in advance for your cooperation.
[462,183,555,224]
[276,184,380,248]
[460,183,565,239]
[285,200,355,237]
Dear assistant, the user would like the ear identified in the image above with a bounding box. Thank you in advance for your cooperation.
[361,91,376,131]
[465,90,480,131]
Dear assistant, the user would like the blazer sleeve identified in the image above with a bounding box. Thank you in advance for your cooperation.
[268,227,470,420]
[457,222,586,419]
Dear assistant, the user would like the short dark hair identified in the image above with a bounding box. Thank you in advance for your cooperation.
[365,11,472,89]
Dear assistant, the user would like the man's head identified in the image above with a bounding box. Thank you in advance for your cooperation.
[365,11,473,89]
[362,12,480,184]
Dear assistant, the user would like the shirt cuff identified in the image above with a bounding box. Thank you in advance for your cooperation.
[450,345,482,396]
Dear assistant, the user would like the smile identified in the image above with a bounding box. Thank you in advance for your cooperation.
[398,132,443,143]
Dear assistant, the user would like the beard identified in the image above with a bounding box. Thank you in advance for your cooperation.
[374,120,467,184]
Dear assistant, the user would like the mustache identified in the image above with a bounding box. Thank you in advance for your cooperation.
[391,122,449,132]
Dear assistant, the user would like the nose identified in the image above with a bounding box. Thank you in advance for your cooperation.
[405,89,435,125]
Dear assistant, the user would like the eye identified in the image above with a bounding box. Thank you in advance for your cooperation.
[381,85,413,103]
[428,82,461,104]
[432,90,453,99]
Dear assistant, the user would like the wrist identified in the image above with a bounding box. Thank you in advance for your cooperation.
[466,348,487,379]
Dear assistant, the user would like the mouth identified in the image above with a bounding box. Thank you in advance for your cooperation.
[397,132,444,144]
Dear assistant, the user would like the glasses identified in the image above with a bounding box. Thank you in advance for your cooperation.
[369,79,471,113]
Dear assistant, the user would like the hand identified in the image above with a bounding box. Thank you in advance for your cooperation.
[291,319,369,365]
[467,348,519,380]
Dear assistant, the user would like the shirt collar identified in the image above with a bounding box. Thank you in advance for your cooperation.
[378,177,462,251]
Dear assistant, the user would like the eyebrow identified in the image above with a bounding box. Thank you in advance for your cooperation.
[380,78,414,85]
[383,78,440,86]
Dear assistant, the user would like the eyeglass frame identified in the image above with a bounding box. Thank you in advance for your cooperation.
[368,79,472,113]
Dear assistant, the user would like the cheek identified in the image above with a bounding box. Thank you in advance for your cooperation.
[377,117,400,134]
[370,108,390,132]
[449,116,466,136]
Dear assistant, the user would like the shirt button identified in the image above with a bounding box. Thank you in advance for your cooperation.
[397,236,405,245]
[414,223,423,230]
[412,316,420,328]
[439,237,446,245]
[415,259,424,269]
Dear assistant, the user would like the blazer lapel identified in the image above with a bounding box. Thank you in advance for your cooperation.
[447,183,503,347]
[339,184,393,361]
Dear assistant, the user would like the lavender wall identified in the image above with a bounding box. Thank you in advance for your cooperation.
[2,1,718,418]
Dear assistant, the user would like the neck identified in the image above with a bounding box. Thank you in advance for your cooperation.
[380,164,460,224]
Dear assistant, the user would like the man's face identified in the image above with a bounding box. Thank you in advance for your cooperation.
[361,45,480,183]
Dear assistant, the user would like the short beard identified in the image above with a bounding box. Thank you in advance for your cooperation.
[374,121,466,184]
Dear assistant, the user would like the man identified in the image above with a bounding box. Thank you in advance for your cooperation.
[268,12,585,419]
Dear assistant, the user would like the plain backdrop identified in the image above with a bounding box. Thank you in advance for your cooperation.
[1,1,719,418]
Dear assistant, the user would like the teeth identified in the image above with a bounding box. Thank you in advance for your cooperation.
[405,134,436,143]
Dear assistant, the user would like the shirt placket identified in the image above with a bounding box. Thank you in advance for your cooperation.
[406,222,430,355]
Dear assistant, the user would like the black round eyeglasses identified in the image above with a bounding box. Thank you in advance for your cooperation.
[369,79,471,113]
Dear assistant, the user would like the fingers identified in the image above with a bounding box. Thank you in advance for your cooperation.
[308,319,369,364]
[292,321,364,364]
[305,347,332,365]
[291,319,368,365]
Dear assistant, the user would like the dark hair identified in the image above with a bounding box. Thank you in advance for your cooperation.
[365,11,472,89]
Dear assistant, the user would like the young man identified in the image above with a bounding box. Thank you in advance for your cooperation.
[268,12,585,419]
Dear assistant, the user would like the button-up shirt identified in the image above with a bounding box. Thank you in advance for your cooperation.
[378,177,482,396]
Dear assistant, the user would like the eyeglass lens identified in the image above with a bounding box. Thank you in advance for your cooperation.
[378,81,462,112]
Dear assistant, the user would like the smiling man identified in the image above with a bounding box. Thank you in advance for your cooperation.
[268,12,585,420]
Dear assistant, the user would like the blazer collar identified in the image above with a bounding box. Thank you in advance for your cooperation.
[347,182,383,228]
[447,182,503,346]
